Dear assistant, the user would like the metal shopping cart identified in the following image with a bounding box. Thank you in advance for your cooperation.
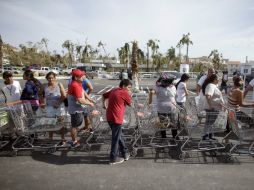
[7,101,69,155]
[224,107,254,161]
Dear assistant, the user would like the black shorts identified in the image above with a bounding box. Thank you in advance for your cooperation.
[70,112,85,128]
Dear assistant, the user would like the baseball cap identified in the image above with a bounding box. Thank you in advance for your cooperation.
[71,69,85,77]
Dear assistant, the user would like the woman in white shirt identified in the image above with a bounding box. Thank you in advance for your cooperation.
[149,76,177,138]
[1,71,22,138]
[176,73,190,107]
[1,71,21,103]
[201,74,224,140]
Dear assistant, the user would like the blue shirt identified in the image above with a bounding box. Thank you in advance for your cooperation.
[82,78,92,93]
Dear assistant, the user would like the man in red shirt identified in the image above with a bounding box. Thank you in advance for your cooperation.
[103,79,132,165]
[68,69,94,147]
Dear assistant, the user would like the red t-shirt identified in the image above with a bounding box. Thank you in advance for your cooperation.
[68,80,83,99]
[103,87,132,125]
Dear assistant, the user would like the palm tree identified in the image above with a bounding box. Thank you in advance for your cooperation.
[176,42,182,64]
[208,49,223,70]
[179,32,193,63]
[75,45,83,62]
[131,41,140,91]
[41,38,49,53]
[166,47,176,69]
[62,40,74,66]
[82,44,93,63]
[147,39,160,71]
[137,48,145,65]
[123,43,130,68]
[98,41,107,57]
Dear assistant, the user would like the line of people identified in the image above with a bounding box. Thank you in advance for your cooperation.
[1,69,133,165]
[1,70,94,144]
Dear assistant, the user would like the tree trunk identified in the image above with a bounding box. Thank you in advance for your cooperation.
[133,72,139,91]
[186,44,189,63]
[146,45,149,72]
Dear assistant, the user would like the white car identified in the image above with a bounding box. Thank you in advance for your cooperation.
[60,67,75,76]
[51,67,60,75]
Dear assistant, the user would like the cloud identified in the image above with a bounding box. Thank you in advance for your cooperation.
[1,0,254,62]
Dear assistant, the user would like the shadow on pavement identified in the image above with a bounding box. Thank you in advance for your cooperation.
[31,150,109,165]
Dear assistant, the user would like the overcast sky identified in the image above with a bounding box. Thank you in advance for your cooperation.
[1,0,254,62]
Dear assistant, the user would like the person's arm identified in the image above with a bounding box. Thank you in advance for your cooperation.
[52,83,67,109]
[148,90,155,105]
[205,95,213,109]
[39,84,46,108]
[86,82,93,95]
[184,83,189,97]
[244,85,253,98]
[237,90,254,107]
[205,84,214,109]
[124,91,132,106]
[102,91,110,109]
[59,82,66,101]
[72,84,94,107]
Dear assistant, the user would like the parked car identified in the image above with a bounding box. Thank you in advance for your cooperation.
[31,67,51,76]
[60,67,75,76]
[50,67,60,75]
[2,67,22,74]
[76,66,97,79]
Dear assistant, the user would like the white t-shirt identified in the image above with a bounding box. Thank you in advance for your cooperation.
[1,80,22,103]
[197,75,207,96]
[176,82,187,103]
[155,85,176,113]
[248,79,254,100]
[204,83,224,110]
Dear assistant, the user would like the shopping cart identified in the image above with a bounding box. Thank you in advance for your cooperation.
[7,101,69,155]
[179,106,227,160]
[130,97,183,157]
[0,106,9,149]
[223,107,254,161]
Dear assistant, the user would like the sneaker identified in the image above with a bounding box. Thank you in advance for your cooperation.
[59,140,67,147]
[69,141,80,148]
[202,134,209,141]
[209,134,217,140]
[124,152,130,161]
[109,157,125,165]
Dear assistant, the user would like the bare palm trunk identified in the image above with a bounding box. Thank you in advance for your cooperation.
[146,44,149,72]
[131,41,140,92]
[186,44,189,63]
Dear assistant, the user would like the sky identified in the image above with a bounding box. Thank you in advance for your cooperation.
[1,0,254,62]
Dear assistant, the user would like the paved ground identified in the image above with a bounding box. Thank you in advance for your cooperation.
[0,78,254,190]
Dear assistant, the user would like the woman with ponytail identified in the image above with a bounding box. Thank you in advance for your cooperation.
[176,73,190,108]
[201,74,224,140]
[21,70,42,112]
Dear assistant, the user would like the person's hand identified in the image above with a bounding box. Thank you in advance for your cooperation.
[40,104,46,109]
[53,102,59,109]
[89,102,94,107]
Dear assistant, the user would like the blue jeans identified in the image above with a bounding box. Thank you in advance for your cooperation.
[108,122,128,161]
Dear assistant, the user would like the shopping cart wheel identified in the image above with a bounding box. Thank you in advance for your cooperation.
[47,148,56,154]
[131,148,137,157]
[225,155,234,163]
[178,153,185,160]
[179,152,189,160]
[84,145,91,152]
[10,150,18,157]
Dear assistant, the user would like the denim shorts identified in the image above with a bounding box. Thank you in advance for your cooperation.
[70,112,84,128]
